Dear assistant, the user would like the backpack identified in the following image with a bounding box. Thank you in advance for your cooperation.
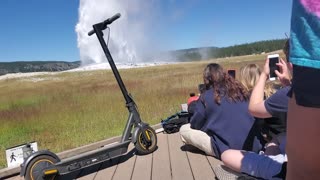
[161,111,190,134]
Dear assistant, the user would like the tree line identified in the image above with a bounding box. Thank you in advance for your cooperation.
[0,61,81,76]
[174,39,287,61]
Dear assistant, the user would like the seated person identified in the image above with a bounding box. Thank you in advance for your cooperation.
[239,63,261,94]
[187,84,206,116]
[180,63,262,159]
[249,56,291,155]
[239,63,286,149]
[221,42,292,179]
[187,92,199,106]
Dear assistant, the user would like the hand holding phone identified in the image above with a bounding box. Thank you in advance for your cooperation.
[267,54,280,81]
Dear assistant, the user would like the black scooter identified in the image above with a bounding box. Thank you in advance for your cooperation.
[20,13,157,180]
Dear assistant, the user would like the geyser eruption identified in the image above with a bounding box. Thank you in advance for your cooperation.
[76,0,156,65]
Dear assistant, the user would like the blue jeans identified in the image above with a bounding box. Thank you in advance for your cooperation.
[241,152,287,180]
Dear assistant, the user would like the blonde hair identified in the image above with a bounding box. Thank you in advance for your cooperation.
[240,64,282,97]
[239,64,261,93]
[264,80,282,98]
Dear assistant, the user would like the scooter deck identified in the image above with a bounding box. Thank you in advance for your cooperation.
[53,140,131,175]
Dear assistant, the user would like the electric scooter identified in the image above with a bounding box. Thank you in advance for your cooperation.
[20,13,158,180]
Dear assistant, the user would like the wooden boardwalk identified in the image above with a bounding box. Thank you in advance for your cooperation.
[6,131,227,180]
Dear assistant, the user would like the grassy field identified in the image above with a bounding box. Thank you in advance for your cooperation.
[0,53,284,168]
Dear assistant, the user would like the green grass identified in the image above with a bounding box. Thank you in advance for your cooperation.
[0,53,284,168]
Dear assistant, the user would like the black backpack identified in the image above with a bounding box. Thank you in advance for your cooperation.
[161,111,190,134]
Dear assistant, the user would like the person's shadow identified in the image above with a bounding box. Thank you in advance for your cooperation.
[180,144,206,155]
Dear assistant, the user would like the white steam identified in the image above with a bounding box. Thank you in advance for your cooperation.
[75,0,157,65]
[75,0,207,64]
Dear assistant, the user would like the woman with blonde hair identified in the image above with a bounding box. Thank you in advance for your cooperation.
[239,64,261,93]
[239,63,280,97]
[239,63,284,144]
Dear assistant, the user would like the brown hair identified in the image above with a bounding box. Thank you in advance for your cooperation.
[203,63,249,104]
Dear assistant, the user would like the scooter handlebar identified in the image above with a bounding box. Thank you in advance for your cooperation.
[88,13,121,36]
[103,13,121,26]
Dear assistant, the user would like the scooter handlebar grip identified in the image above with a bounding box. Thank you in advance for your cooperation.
[104,13,121,25]
[88,30,95,36]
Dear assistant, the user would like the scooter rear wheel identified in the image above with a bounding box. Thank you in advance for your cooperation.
[135,126,157,155]
[25,155,58,180]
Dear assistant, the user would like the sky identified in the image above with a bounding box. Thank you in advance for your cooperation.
[0,0,293,62]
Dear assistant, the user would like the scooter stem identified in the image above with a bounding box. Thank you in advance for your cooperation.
[92,22,132,104]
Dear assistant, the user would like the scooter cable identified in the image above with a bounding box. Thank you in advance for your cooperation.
[106,27,110,47]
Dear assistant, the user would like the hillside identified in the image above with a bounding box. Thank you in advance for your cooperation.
[0,38,287,75]
[0,61,80,76]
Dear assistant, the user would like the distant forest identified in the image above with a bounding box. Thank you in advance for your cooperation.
[0,61,81,76]
[173,38,287,61]
[0,39,287,75]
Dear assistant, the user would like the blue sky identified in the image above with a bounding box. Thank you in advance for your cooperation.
[0,0,292,62]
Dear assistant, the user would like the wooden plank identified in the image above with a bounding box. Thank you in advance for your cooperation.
[0,169,20,180]
[206,155,223,178]
[151,133,171,180]
[76,143,126,180]
[62,152,121,180]
[206,156,247,180]
[168,133,193,180]
[111,143,136,180]
[185,146,216,180]
[4,175,23,180]
[131,150,153,180]
[90,157,119,180]
[206,156,223,169]
[77,166,99,180]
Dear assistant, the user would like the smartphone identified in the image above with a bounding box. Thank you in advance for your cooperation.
[227,69,236,79]
[268,54,280,81]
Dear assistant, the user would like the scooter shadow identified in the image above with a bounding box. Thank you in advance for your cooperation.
[57,147,137,180]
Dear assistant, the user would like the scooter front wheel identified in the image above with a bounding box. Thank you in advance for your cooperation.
[135,126,157,155]
[25,155,58,180]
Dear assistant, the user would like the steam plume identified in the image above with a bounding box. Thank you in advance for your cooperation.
[75,0,207,65]
[75,0,156,65]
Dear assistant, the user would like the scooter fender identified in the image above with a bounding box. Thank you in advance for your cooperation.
[131,127,141,144]
[20,150,60,177]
